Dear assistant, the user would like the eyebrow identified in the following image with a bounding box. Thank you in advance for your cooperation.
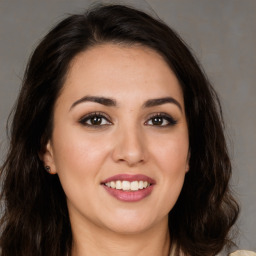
[70,95,182,112]
[70,96,117,110]
[143,97,183,112]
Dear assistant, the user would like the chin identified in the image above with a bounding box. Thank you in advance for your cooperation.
[106,222,152,235]
[101,211,165,235]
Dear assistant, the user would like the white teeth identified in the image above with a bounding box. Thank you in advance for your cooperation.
[122,181,130,191]
[110,181,116,189]
[104,180,150,191]
[116,180,122,190]
[130,181,138,191]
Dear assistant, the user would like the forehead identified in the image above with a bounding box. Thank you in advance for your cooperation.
[59,43,184,107]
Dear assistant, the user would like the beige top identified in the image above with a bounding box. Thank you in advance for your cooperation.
[229,251,256,256]
[169,245,256,256]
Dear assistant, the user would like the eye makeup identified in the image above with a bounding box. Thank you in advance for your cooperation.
[145,112,178,127]
[78,111,177,129]
[79,112,112,128]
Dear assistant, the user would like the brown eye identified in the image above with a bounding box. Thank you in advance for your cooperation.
[90,116,103,125]
[79,112,112,127]
[152,117,164,125]
[145,113,177,127]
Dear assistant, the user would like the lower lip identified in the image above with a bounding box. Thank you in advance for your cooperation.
[102,185,154,202]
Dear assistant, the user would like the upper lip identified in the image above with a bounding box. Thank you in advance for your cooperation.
[101,174,156,184]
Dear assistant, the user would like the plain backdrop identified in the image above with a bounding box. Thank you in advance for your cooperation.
[0,0,255,252]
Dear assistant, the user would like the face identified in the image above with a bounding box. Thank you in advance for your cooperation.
[43,44,189,235]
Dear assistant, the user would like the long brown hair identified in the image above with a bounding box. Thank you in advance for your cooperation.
[0,4,239,256]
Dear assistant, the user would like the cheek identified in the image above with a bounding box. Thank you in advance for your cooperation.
[53,125,109,166]
[51,132,110,209]
[149,132,188,211]
[51,128,112,191]
[157,141,187,188]
[151,130,189,173]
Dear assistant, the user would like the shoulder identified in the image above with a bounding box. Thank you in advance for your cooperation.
[229,250,256,256]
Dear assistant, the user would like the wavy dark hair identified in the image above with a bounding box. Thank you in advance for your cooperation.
[0,4,239,256]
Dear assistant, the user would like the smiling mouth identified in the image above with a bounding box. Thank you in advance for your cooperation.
[101,174,155,202]
[104,180,151,191]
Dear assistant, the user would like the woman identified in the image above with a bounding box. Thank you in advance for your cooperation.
[0,3,253,256]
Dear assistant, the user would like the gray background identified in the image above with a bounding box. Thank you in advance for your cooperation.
[0,0,255,252]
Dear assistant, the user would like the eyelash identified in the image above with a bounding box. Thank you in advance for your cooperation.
[79,112,112,128]
[78,112,177,128]
[145,112,177,127]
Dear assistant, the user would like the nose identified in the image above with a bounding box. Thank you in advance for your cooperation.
[112,124,147,167]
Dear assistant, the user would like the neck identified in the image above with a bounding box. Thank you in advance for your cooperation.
[70,217,170,256]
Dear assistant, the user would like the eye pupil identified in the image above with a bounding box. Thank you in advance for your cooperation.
[152,117,163,125]
[91,116,102,125]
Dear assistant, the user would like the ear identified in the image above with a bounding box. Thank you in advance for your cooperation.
[38,140,57,174]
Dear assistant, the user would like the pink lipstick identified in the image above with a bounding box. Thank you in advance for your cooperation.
[101,174,155,202]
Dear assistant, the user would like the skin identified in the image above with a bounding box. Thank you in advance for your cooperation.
[42,44,189,256]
